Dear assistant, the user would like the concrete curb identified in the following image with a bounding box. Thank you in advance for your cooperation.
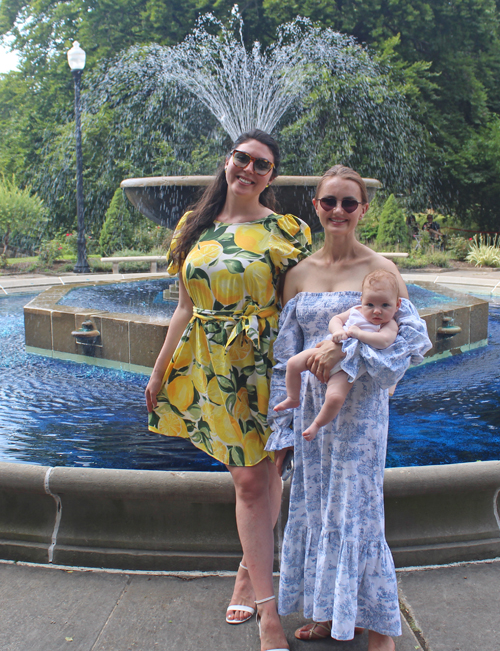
[1,461,499,571]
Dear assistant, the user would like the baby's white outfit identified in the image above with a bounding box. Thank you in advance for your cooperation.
[327,306,379,377]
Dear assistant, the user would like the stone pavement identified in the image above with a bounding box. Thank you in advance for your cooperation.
[0,265,500,296]
[0,559,499,651]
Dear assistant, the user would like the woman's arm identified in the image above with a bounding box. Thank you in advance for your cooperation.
[145,275,193,412]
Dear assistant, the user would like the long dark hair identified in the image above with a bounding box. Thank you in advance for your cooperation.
[170,129,280,269]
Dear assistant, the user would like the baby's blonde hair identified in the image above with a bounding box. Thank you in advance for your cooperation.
[362,269,399,298]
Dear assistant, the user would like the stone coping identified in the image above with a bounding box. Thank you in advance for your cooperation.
[120,175,383,188]
[0,461,499,570]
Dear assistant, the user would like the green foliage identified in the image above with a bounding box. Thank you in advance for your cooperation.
[132,223,173,253]
[61,231,101,256]
[376,195,410,248]
[2,0,500,231]
[396,251,452,268]
[446,235,470,261]
[0,175,47,253]
[466,234,500,267]
[37,239,64,265]
[99,188,137,256]
[357,194,383,243]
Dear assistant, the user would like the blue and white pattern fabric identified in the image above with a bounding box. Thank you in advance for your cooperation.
[266,292,431,640]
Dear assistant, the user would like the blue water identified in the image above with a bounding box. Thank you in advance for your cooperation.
[57,278,178,317]
[0,293,223,471]
[57,279,454,316]
[0,292,498,470]
[388,300,500,466]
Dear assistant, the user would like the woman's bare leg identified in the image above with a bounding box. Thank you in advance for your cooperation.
[227,458,288,650]
[368,630,395,651]
[274,349,314,411]
[303,371,353,440]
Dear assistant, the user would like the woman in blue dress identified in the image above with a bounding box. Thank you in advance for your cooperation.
[266,165,431,651]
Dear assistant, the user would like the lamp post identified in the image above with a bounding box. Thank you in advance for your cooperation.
[67,41,90,273]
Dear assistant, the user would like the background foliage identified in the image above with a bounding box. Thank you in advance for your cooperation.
[1,0,500,238]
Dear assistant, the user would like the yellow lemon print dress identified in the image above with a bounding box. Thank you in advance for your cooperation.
[148,212,311,466]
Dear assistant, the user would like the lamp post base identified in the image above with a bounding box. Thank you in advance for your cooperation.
[73,261,91,274]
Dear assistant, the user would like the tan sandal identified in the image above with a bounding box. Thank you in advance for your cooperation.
[295,621,365,640]
[295,621,332,640]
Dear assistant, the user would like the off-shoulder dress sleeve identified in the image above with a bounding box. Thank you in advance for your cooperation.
[165,211,191,276]
[341,298,432,389]
[269,214,312,273]
[265,296,304,451]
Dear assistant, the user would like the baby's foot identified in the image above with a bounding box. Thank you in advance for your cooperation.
[274,397,300,412]
[302,423,319,441]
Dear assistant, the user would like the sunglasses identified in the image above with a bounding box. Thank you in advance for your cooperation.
[231,150,275,176]
[318,196,361,214]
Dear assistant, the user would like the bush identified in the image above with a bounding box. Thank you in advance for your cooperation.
[0,176,48,254]
[376,195,410,249]
[357,194,383,243]
[466,235,500,267]
[61,231,101,256]
[99,188,137,256]
[38,239,64,265]
[396,251,451,269]
[132,222,173,252]
[447,235,470,261]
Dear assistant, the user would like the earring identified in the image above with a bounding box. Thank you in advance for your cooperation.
[266,184,269,188]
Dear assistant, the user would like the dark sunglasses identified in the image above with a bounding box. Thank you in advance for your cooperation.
[319,196,361,214]
[231,150,274,176]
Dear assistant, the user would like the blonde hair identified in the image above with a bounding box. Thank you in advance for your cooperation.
[362,269,399,298]
[315,164,368,204]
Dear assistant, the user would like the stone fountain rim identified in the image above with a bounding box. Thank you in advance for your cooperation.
[1,460,499,571]
[120,175,383,189]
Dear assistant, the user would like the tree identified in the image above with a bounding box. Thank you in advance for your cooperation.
[99,188,137,255]
[376,194,409,248]
[0,176,47,253]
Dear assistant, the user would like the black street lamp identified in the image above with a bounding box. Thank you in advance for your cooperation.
[67,41,90,273]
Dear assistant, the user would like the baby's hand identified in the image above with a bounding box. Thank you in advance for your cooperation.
[345,325,361,339]
[331,329,348,343]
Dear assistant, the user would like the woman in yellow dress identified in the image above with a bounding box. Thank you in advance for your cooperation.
[145,129,311,651]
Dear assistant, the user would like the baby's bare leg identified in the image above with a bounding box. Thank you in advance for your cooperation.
[303,371,353,441]
[274,349,315,412]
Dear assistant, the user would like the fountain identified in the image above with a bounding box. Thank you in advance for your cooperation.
[3,8,498,572]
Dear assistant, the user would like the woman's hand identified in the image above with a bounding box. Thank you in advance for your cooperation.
[145,372,164,413]
[306,339,345,383]
[274,447,293,477]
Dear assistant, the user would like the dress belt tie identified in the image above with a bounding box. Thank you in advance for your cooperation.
[192,305,278,350]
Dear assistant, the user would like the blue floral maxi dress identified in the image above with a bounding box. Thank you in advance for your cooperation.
[266,292,431,640]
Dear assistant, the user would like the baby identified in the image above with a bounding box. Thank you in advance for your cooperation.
[274,269,402,440]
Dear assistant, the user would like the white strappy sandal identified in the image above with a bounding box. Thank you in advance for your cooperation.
[255,595,289,651]
[225,563,256,625]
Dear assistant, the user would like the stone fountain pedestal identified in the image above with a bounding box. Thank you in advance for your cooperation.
[120,175,382,232]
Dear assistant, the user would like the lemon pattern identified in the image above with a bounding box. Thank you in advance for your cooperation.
[148,212,311,466]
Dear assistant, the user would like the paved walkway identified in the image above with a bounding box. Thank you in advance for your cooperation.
[1,266,500,296]
[0,559,499,651]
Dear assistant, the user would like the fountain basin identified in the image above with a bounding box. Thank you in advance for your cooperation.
[121,175,382,232]
[24,278,489,371]
[1,460,499,570]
